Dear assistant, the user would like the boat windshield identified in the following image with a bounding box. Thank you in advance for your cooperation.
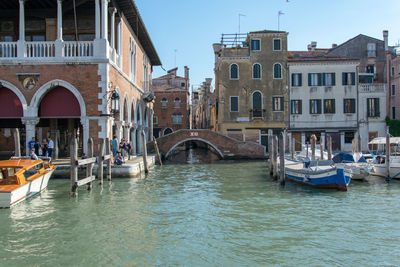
[0,167,22,185]
[23,163,43,180]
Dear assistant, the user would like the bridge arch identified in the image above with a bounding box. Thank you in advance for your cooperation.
[165,137,224,159]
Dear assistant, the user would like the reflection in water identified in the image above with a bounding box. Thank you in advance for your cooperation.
[165,142,221,164]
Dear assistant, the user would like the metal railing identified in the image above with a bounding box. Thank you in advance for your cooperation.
[220,33,248,48]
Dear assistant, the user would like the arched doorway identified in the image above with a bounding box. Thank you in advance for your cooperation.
[163,128,173,136]
[38,86,82,157]
[0,87,25,157]
[135,101,142,154]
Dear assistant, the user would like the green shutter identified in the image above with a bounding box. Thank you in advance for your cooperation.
[318,100,321,113]
[352,99,356,113]
[280,97,284,111]
[318,73,322,86]
[299,100,302,114]
[308,73,312,86]
[322,73,326,86]
[299,74,302,86]
[351,72,356,85]
[291,73,295,86]
[343,99,346,113]
[342,73,346,85]
[309,100,312,113]
[332,99,336,113]
[376,99,380,116]
[332,73,336,86]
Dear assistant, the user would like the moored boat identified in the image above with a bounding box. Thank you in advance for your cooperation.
[0,157,56,208]
[284,160,350,191]
[332,152,371,180]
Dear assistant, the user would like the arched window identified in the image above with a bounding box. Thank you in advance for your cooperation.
[230,64,239,79]
[174,97,181,108]
[163,128,173,135]
[252,91,262,118]
[273,63,282,79]
[161,98,167,108]
[253,63,261,79]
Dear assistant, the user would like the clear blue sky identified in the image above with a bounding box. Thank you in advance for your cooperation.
[135,0,400,89]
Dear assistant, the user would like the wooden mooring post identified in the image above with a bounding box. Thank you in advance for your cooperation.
[153,136,163,166]
[279,132,285,186]
[13,128,21,157]
[386,127,390,179]
[141,130,149,173]
[311,135,316,161]
[269,133,274,175]
[272,135,278,180]
[327,135,332,160]
[320,138,324,160]
[306,142,309,158]
[291,137,295,160]
[97,138,112,184]
[70,137,96,197]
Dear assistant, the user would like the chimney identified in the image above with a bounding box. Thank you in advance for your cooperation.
[332,43,337,49]
[383,30,389,51]
[307,44,311,51]
[311,41,317,51]
[184,66,189,80]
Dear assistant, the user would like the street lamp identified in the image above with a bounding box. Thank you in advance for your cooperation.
[110,91,120,114]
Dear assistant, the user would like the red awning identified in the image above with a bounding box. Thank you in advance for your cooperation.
[0,88,23,118]
[40,87,81,118]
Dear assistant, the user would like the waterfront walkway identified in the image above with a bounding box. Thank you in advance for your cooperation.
[52,155,156,178]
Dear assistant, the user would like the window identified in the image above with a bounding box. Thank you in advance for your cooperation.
[172,113,183,124]
[161,98,167,108]
[153,116,158,124]
[252,63,261,79]
[323,73,336,86]
[129,38,136,81]
[344,132,355,144]
[291,100,302,114]
[366,65,375,74]
[342,72,356,85]
[174,97,181,108]
[251,39,260,51]
[367,43,376,57]
[391,67,395,77]
[291,73,302,87]
[181,82,185,87]
[230,64,239,79]
[392,84,396,96]
[273,96,284,111]
[273,63,282,79]
[252,92,262,117]
[324,99,335,114]
[367,98,380,117]
[273,39,281,51]
[310,99,322,114]
[343,99,356,113]
[308,73,322,86]
[393,107,396,120]
[230,96,239,112]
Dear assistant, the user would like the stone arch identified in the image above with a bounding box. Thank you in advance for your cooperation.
[113,86,123,121]
[31,79,86,117]
[0,80,28,116]
[165,137,224,159]
[163,128,173,136]
[136,100,143,126]
[131,99,136,124]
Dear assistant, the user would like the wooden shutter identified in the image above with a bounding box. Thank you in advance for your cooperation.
[318,73,322,86]
[332,73,336,86]
[309,100,312,113]
[308,73,312,86]
[299,100,302,114]
[317,100,321,113]
[299,74,302,86]
[332,99,336,113]
[376,99,380,116]
[322,73,326,86]
[352,99,356,113]
[291,73,295,86]
[351,72,356,85]
[342,72,346,85]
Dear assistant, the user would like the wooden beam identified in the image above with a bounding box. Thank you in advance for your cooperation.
[102,154,111,161]
[76,157,96,166]
[76,176,95,187]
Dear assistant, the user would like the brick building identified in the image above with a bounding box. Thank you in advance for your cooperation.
[0,0,161,157]
[152,67,190,138]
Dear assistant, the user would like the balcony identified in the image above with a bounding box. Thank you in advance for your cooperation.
[359,83,385,93]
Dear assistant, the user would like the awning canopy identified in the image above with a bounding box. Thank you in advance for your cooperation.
[368,137,400,145]
[0,88,23,118]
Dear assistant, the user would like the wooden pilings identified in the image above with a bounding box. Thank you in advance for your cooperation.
[141,130,148,174]
[70,137,97,197]
[13,128,21,157]
[306,142,309,158]
[320,138,324,160]
[279,132,285,185]
[273,135,278,180]
[97,138,112,184]
[269,134,274,175]
[386,127,390,179]
[311,135,316,161]
[327,135,332,160]
[153,136,163,166]
[291,137,295,160]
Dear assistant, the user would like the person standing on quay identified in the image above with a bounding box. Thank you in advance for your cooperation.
[112,135,118,156]
[47,137,54,159]
[28,137,36,153]
[41,139,48,156]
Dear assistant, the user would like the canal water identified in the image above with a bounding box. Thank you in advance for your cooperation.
[1,149,400,266]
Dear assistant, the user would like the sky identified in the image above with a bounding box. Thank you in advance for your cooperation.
[135,0,400,90]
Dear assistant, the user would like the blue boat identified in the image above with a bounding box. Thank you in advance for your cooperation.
[284,160,350,191]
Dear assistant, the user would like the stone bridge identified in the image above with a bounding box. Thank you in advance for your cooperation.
[147,129,266,159]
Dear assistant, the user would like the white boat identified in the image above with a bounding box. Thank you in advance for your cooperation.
[0,158,56,208]
[368,137,400,179]
[332,152,371,180]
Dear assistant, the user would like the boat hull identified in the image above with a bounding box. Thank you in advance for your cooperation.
[372,163,400,179]
[285,165,349,191]
[0,168,54,208]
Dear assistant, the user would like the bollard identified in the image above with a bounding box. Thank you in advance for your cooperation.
[279,132,285,186]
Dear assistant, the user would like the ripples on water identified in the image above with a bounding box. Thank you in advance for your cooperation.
[1,149,400,266]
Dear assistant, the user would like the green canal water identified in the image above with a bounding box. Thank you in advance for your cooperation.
[1,153,400,266]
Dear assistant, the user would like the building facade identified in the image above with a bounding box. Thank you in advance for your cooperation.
[213,30,289,149]
[387,44,400,120]
[0,0,161,157]
[288,49,360,152]
[193,78,215,130]
[152,67,190,137]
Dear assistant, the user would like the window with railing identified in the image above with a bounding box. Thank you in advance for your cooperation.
[252,92,263,117]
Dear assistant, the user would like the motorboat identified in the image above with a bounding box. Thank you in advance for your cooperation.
[332,152,371,180]
[0,157,56,208]
[368,137,400,179]
[284,159,350,191]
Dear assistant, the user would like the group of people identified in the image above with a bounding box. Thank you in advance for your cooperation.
[28,137,54,160]
[112,136,133,165]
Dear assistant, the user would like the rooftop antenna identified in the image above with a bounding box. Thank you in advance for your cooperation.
[278,11,284,31]
[174,49,177,67]
[238,13,246,46]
